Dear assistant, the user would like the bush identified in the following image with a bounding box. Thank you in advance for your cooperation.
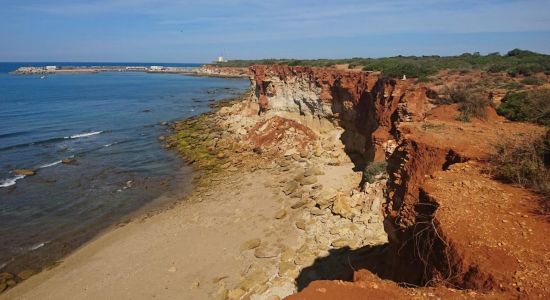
[221,49,550,80]
[521,76,545,86]
[497,88,550,125]
[438,84,493,121]
[363,161,388,184]
[492,132,550,197]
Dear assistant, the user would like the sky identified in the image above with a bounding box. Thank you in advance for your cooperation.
[1,0,550,63]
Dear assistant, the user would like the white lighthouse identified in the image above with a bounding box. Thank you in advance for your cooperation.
[217,56,227,63]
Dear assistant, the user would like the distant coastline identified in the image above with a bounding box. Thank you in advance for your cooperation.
[10,64,250,78]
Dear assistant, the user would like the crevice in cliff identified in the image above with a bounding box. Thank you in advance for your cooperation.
[293,139,483,293]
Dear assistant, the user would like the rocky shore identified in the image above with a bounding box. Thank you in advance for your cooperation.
[2,65,549,299]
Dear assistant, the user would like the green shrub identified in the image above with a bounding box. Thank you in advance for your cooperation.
[438,84,493,121]
[221,49,550,79]
[521,76,545,86]
[492,132,550,197]
[363,161,388,184]
[503,82,524,91]
[497,88,550,125]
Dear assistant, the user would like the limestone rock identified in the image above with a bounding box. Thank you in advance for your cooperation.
[291,199,308,209]
[280,248,295,262]
[254,244,280,258]
[309,208,326,216]
[332,195,354,219]
[295,219,307,230]
[274,209,287,219]
[294,253,316,266]
[283,181,299,195]
[278,261,297,277]
[299,175,318,186]
[227,288,246,300]
[240,238,261,251]
[240,269,269,291]
[331,238,350,248]
[62,157,76,164]
[17,269,37,280]
[316,188,337,208]
[14,169,35,176]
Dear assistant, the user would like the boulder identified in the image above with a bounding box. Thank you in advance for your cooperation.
[332,195,354,219]
[17,269,37,280]
[14,169,35,176]
[283,181,299,195]
[291,199,308,209]
[62,157,76,164]
[316,188,337,208]
[299,175,318,186]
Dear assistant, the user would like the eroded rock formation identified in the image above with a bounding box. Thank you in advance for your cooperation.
[246,65,549,299]
[250,65,432,163]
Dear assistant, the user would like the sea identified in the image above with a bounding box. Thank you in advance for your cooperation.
[0,62,250,273]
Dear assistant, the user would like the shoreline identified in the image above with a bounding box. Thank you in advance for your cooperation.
[0,74,250,295]
[9,65,250,78]
[1,88,389,299]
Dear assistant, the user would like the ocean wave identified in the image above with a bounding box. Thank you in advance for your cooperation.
[0,130,31,139]
[39,160,62,169]
[29,242,47,251]
[65,131,103,139]
[0,175,25,188]
[0,131,104,151]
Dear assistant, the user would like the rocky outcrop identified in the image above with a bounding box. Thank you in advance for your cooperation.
[195,65,251,77]
[249,65,432,162]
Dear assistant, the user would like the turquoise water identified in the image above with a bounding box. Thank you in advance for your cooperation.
[0,63,249,272]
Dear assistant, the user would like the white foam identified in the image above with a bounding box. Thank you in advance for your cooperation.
[39,160,62,169]
[29,242,47,251]
[66,131,103,139]
[0,175,25,188]
[103,143,113,147]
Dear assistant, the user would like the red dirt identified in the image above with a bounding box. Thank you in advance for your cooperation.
[246,116,317,155]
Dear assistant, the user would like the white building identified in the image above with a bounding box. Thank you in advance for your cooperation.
[45,66,57,71]
[150,66,165,71]
[217,56,227,63]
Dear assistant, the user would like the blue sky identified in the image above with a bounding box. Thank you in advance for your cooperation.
[1,0,550,62]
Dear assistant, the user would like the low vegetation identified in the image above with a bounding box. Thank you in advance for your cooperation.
[492,132,550,198]
[363,161,388,184]
[497,88,550,125]
[436,84,493,122]
[219,49,550,78]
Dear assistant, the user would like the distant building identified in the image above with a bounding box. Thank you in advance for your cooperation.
[149,66,165,71]
[217,56,227,63]
[45,66,57,71]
